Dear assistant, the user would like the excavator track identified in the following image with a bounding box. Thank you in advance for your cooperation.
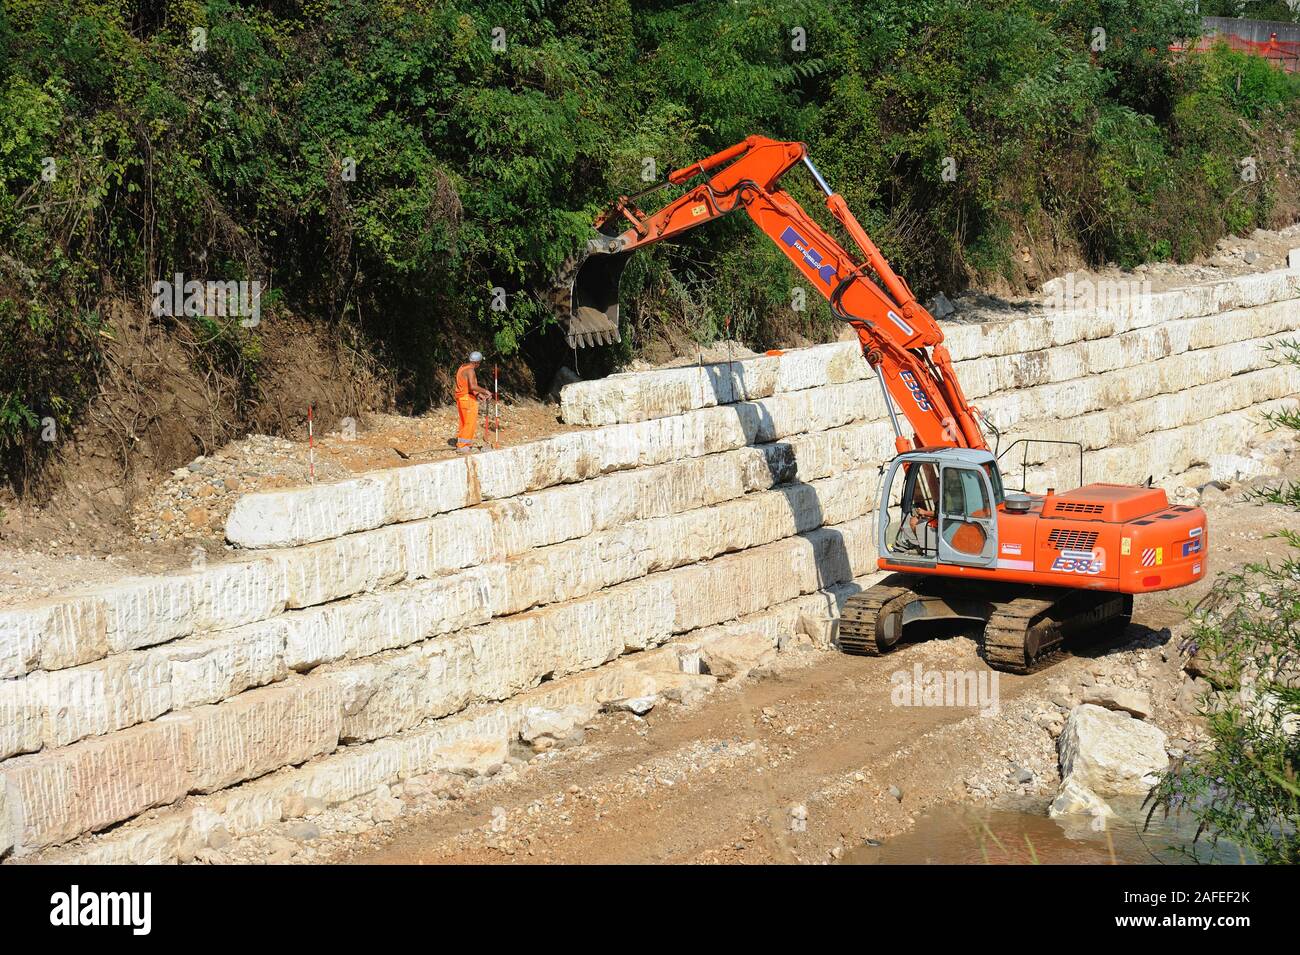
[837,575,918,656]
[982,597,1064,674]
[982,592,1133,675]
[838,576,1133,674]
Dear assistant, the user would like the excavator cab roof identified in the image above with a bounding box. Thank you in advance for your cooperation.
[898,447,997,466]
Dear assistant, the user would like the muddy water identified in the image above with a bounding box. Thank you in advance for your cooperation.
[844,797,1252,865]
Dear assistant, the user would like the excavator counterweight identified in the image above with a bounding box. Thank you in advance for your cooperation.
[559,136,1208,672]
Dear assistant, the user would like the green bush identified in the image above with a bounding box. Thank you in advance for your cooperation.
[1149,337,1300,863]
[1151,555,1300,864]
[1204,41,1300,120]
[1,1,1299,479]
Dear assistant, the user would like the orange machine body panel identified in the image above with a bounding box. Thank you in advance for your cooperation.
[879,483,1207,593]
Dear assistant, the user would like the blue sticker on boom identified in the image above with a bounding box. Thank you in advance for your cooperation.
[779,227,838,285]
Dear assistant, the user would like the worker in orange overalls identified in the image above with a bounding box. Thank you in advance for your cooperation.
[454,351,492,453]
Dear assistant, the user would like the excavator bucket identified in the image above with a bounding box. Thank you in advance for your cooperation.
[551,246,629,348]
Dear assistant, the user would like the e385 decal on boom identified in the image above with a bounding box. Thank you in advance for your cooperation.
[900,371,932,412]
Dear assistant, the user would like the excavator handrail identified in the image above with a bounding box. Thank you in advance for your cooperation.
[996,438,1084,493]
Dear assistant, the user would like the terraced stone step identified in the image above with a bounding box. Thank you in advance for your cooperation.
[22,576,880,865]
[0,516,875,854]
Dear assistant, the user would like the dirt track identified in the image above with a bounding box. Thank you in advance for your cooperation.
[296,491,1300,866]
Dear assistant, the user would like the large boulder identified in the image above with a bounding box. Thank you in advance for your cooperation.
[1058,703,1168,796]
[430,734,509,777]
[519,703,598,751]
[1209,452,1267,485]
[653,671,717,705]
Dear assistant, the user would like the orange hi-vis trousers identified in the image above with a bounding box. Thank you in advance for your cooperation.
[456,394,478,448]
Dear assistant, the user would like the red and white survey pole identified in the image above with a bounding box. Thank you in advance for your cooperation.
[307,405,316,483]
[492,365,500,449]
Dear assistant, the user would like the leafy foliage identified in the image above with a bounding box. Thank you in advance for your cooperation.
[1151,553,1300,864]
[1,1,1299,478]
[1149,339,1300,863]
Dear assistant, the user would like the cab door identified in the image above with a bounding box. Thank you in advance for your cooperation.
[937,464,998,568]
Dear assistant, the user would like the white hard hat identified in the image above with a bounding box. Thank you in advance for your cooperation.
[469,351,483,362]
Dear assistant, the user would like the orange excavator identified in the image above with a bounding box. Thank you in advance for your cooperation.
[557,136,1207,672]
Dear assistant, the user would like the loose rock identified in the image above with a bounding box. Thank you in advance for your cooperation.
[1049,778,1115,820]
[1082,685,1153,720]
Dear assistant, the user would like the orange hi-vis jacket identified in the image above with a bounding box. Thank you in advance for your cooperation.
[455,363,479,447]
[455,363,478,398]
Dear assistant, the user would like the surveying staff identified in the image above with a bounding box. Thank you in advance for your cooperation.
[454,352,492,453]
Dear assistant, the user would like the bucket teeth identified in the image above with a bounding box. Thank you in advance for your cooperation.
[550,247,629,348]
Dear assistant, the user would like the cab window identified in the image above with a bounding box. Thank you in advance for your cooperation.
[942,467,990,519]
[982,463,1006,506]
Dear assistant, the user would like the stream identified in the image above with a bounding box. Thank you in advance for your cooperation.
[844,796,1254,865]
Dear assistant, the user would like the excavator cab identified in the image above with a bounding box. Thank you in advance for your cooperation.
[879,449,1003,569]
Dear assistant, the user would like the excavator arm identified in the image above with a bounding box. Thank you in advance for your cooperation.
[561,135,986,452]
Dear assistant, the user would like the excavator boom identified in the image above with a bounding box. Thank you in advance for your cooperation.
[559,136,985,452]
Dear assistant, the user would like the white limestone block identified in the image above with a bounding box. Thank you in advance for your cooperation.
[482,485,597,556]
[0,676,43,760]
[273,524,408,608]
[188,558,286,632]
[37,651,172,747]
[559,354,782,426]
[331,638,477,743]
[225,475,388,548]
[559,342,868,427]
[185,678,342,794]
[496,525,650,616]
[0,607,46,681]
[0,594,109,680]
[400,508,498,580]
[157,618,289,709]
[94,574,196,652]
[774,341,869,391]
[281,567,499,672]
[1,716,192,850]
[374,459,476,522]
